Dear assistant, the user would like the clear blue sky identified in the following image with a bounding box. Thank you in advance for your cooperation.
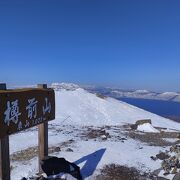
[0,0,180,91]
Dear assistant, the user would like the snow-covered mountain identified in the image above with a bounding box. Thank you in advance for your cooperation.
[84,86,180,102]
[51,82,80,91]
[11,83,180,180]
[52,83,180,130]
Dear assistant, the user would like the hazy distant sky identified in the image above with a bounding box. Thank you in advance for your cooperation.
[0,0,180,91]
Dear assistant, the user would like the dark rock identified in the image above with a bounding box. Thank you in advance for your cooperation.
[69,139,75,143]
[120,138,127,141]
[130,124,137,130]
[54,147,61,152]
[66,148,73,152]
[163,172,170,176]
[177,163,180,168]
[40,156,82,180]
[173,173,180,180]
[156,152,170,160]
[135,119,152,126]
[150,156,157,161]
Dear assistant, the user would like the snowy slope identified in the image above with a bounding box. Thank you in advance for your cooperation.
[10,84,180,180]
[55,88,180,130]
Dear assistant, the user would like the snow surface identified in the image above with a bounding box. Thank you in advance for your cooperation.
[137,123,160,133]
[8,86,180,179]
[55,88,180,130]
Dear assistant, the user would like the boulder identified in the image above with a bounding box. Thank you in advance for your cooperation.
[130,124,137,130]
[156,152,170,160]
[135,119,152,126]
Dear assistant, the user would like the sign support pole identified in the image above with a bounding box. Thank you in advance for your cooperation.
[38,84,48,173]
[0,83,10,180]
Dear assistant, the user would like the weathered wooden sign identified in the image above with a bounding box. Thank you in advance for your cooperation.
[0,88,55,138]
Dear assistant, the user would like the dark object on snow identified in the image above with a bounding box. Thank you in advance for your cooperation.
[156,152,170,160]
[135,119,152,126]
[40,156,82,180]
[150,156,157,161]
[21,176,47,180]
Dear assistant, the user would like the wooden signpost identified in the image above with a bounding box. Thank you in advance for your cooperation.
[0,83,55,180]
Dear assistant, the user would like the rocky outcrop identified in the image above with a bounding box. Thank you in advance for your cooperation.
[135,119,152,126]
[152,144,180,178]
[130,119,152,130]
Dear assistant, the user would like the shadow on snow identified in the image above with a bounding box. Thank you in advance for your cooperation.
[74,148,106,179]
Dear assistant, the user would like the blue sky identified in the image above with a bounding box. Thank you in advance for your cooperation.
[0,0,180,91]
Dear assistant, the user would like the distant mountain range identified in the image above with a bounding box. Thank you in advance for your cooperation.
[12,83,180,103]
[82,86,180,102]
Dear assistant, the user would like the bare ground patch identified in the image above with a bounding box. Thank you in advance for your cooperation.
[11,139,74,162]
[125,130,180,146]
[95,164,150,180]
[80,127,111,140]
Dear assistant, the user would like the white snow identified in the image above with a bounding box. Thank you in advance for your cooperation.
[55,88,180,130]
[137,123,160,133]
[162,138,180,143]
[134,90,150,94]
[51,83,80,91]
[7,86,180,179]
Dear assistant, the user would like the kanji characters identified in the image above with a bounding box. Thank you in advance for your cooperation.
[4,100,21,126]
[43,97,51,115]
[26,98,38,119]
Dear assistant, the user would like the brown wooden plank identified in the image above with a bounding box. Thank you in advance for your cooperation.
[0,83,10,180]
[0,87,55,139]
[38,84,49,173]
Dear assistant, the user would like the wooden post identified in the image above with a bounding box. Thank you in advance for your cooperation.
[0,83,10,180]
[38,84,48,173]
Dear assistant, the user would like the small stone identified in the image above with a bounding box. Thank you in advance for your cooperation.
[66,148,73,152]
[177,163,180,168]
[120,137,127,141]
[163,172,170,176]
[54,147,61,152]
[69,139,74,142]
[105,132,111,138]
[151,156,157,161]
